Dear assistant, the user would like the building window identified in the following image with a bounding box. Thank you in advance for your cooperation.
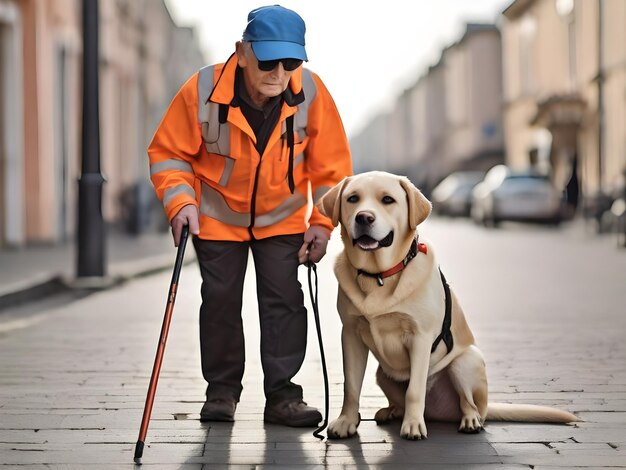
[556,0,577,90]
[555,0,574,16]
[519,14,537,95]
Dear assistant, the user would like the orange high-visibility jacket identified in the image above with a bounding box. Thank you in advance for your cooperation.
[148,54,353,241]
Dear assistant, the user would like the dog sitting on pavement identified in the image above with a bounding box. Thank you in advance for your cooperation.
[316,171,578,440]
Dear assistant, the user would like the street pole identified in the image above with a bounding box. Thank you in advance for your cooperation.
[77,0,106,279]
[597,0,604,196]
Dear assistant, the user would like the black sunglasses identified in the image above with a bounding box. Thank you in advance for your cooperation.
[257,58,303,72]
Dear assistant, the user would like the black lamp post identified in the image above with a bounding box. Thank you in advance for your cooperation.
[77,0,106,279]
[597,0,605,195]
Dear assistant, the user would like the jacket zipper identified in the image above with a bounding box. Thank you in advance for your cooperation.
[248,151,263,240]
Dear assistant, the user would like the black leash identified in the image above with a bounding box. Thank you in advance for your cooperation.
[307,262,329,439]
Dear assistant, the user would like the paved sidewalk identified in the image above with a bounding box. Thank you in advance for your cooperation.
[0,219,625,468]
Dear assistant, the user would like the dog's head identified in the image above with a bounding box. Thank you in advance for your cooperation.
[317,171,432,271]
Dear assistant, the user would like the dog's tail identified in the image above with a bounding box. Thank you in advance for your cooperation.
[486,403,579,423]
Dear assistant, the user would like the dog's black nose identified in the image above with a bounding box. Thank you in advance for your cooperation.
[355,211,375,226]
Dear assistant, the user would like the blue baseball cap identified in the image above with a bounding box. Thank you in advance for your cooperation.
[243,5,308,61]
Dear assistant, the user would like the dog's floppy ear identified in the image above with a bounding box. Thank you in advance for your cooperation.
[400,177,432,230]
[316,177,351,227]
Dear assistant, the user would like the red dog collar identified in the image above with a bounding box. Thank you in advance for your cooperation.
[358,238,427,286]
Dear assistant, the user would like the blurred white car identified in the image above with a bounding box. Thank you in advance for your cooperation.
[431,171,485,217]
[471,165,564,226]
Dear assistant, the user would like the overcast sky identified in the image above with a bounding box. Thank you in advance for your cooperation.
[164,0,512,138]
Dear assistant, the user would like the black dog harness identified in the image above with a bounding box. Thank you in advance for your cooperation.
[357,238,454,355]
[431,269,454,354]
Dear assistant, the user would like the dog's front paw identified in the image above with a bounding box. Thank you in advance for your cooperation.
[459,413,483,433]
[328,414,360,439]
[400,416,428,440]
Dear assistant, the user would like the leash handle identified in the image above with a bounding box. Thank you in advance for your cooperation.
[308,262,329,440]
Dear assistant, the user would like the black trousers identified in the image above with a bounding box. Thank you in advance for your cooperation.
[192,234,307,403]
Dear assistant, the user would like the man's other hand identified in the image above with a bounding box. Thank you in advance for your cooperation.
[298,225,331,264]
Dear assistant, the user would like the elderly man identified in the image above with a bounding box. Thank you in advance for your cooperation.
[147,5,352,427]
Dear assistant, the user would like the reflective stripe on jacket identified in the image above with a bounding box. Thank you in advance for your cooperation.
[148,53,353,241]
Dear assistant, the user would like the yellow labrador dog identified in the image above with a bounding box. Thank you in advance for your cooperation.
[317,171,578,440]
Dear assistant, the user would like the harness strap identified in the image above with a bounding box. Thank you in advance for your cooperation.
[431,268,454,354]
[218,103,229,124]
[286,114,295,194]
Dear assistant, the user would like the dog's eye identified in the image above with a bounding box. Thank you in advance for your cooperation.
[382,195,395,204]
[346,195,359,203]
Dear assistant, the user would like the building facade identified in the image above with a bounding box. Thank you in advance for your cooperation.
[0,0,205,248]
[350,23,504,194]
[502,0,626,217]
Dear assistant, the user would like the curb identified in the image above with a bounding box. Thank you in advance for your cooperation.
[0,276,70,311]
[0,253,197,312]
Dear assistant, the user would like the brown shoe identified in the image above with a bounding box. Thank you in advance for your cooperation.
[264,399,322,427]
[200,398,236,422]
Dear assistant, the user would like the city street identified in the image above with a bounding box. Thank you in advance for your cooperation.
[1,218,625,468]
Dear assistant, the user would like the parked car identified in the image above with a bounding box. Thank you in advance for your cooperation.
[471,165,564,226]
[431,171,485,217]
